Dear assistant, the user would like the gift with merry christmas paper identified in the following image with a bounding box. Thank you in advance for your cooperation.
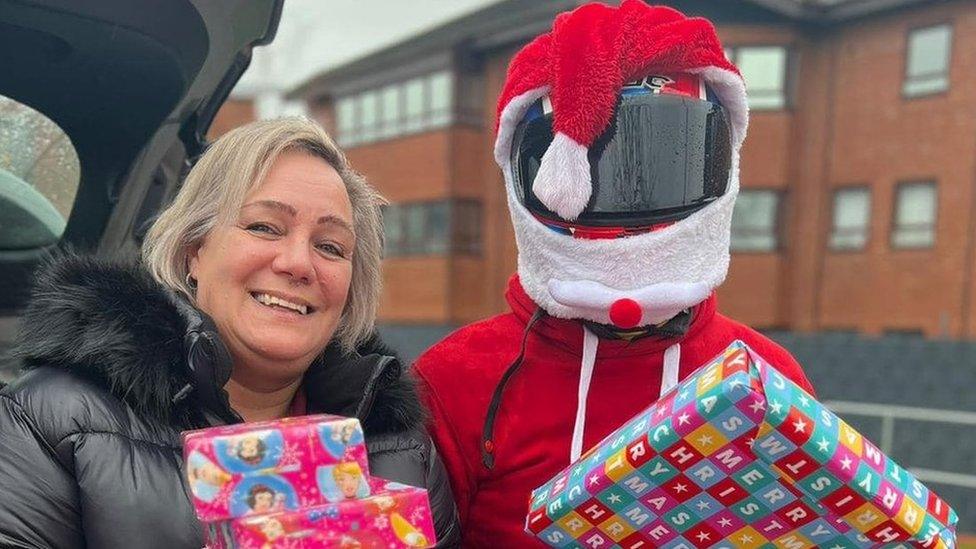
[183,414,371,522]
[525,341,958,548]
[204,479,436,549]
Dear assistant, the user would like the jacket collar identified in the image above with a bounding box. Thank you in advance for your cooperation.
[14,252,423,435]
[504,275,717,359]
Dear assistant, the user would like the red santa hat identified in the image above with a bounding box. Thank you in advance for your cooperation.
[493,0,749,221]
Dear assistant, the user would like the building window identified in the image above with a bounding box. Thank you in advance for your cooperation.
[891,182,937,249]
[336,97,357,145]
[358,91,379,143]
[903,24,952,98]
[337,70,454,147]
[403,77,426,133]
[380,84,400,139]
[424,201,450,254]
[727,46,788,110]
[383,199,482,257]
[453,200,482,255]
[429,71,453,127]
[731,190,780,252]
[829,188,871,251]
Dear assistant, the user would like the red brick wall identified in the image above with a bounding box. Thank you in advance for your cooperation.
[816,2,976,338]
[346,131,453,202]
[716,25,803,329]
[380,257,450,322]
[479,50,521,318]
[340,125,501,323]
[719,1,976,337]
[208,99,256,139]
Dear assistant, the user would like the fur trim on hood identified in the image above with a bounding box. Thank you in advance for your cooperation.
[13,252,424,435]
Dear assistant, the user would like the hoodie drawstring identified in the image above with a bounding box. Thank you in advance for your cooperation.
[483,311,686,469]
[662,342,681,395]
[570,326,599,462]
[569,335,682,464]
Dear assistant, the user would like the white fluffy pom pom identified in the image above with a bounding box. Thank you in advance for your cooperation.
[532,132,591,221]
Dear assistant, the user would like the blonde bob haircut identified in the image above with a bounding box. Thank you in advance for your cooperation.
[142,117,384,352]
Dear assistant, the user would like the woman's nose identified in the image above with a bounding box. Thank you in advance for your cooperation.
[271,236,315,284]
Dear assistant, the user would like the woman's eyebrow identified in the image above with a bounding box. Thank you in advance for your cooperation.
[242,199,297,216]
[242,200,354,235]
[317,214,355,236]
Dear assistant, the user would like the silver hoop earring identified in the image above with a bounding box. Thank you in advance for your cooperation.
[186,272,197,290]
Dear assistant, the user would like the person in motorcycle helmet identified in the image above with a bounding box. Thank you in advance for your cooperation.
[413,2,816,546]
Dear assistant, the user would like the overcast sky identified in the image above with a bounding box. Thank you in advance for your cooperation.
[235,0,501,96]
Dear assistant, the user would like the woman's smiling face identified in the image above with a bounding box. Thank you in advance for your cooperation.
[189,150,355,382]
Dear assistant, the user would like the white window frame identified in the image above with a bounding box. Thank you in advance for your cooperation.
[731,189,781,253]
[383,199,482,257]
[335,70,455,147]
[829,187,871,251]
[891,181,937,249]
[903,24,952,98]
[726,46,789,111]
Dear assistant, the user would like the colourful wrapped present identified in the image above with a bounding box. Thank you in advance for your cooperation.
[526,341,958,548]
[205,480,437,548]
[183,414,370,521]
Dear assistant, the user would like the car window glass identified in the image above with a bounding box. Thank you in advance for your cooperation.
[0,94,80,248]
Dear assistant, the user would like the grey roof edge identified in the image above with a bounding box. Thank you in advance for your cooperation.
[286,0,939,100]
[744,0,809,19]
[822,0,937,21]
[748,0,935,21]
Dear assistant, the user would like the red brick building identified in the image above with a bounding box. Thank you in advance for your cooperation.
[286,0,976,343]
[208,99,256,139]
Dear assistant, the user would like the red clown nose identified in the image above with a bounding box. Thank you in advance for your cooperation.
[609,298,642,328]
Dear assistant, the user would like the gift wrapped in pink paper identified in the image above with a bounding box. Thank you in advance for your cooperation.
[183,414,370,522]
[205,481,436,549]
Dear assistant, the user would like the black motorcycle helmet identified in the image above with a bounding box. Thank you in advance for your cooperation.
[510,73,733,232]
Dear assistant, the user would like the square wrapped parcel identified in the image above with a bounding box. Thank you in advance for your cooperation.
[205,481,436,548]
[183,414,370,522]
[526,341,958,549]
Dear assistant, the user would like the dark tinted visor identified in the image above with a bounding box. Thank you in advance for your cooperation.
[511,92,732,226]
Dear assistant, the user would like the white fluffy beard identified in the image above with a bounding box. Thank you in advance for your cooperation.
[502,158,740,326]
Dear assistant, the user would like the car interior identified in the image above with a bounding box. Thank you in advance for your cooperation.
[0,0,283,379]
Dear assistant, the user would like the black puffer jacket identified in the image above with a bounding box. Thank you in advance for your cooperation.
[0,254,460,548]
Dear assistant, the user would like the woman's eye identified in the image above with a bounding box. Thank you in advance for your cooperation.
[317,242,346,258]
[246,223,279,235]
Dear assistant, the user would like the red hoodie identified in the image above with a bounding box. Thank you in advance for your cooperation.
[413,277,815,548]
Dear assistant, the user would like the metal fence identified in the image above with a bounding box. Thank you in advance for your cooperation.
[768,331,976,533]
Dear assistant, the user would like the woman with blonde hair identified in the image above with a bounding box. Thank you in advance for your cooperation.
[0,118,459,548]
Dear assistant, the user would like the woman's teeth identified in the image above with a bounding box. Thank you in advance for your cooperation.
[251,293,308,315]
